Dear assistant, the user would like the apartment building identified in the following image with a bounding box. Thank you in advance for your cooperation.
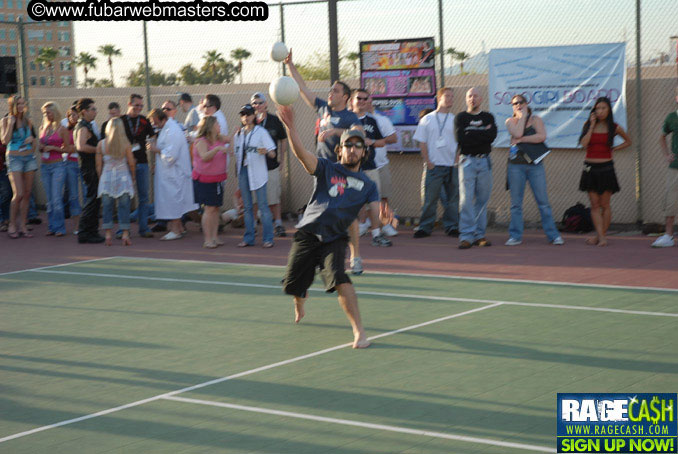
[0,0,76,88]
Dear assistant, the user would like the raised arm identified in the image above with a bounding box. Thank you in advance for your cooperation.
[277,105,318,174]
[284,49,317,109]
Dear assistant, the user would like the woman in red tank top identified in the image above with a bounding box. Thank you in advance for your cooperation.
[578,97,631,246]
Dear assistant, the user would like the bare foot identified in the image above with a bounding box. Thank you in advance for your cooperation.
[294,300,305,323]
[122,236,132,246]
[585,236,599,245]
[597,238,608,247]
[105,235,113,246]
[353,333,371,349]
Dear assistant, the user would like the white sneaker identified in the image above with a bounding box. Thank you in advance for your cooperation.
[505,237,522,246]
[160,231,182,241]
[381,224,398,237]
[551,236,565,245]
[350,257,363,275]
[358,222,370,237]
[651,234,675,248]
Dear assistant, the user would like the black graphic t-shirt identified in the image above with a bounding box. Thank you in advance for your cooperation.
[121,114,156,164]
[296,158,378,242]
[258,112,287,170]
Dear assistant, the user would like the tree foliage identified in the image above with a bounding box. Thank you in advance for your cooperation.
[125,63,178,87]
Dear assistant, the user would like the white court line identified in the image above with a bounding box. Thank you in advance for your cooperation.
[112,255,678,293]
[0,256,117,277]
[0,304,501,443]
[163,395,554,453]
[30,269,678,318]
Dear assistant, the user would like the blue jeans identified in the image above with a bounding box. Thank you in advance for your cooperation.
[135,163,150,234]
[0,170,11,223]
[507,162,560,241]
[64,160,82,217]
[459,155,493,242]
[417,165,459,233]
[238,170,273,244]
[41,161,67,234]
[28,194,38,219]
[102,194,131,230]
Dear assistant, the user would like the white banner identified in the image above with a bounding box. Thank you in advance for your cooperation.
[489,43,627,149]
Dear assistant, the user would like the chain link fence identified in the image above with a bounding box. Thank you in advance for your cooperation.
[2,0,676,227]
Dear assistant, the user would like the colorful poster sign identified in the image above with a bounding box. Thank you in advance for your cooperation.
[360,38,437,153]
[362,69,436,98]
[360,39,435,71]
[489,43,627,149]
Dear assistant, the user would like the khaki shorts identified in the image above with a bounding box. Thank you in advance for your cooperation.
[377,164,392,199]
[266,167,282,205]
[364,169,381,198]
[662,167,678,217]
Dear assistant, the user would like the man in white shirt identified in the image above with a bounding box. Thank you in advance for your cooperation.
[179,93,200,133]
[367,96,398,236]
[412,87,460,238]
[203,94,229,136]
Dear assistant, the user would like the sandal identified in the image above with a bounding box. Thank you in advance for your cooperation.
[237,241,254,247]
[46,231,55,236]
[262,242,274,248]
[8,230,19,239]
[55,232,65,237]
[122,236,132,246]
[19,231,34,238]
[203,240,218,249]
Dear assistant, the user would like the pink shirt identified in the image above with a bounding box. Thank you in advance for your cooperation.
[40,129,64,162]
[192,138,228,183]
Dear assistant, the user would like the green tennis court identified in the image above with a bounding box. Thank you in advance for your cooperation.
[1,257,676,453]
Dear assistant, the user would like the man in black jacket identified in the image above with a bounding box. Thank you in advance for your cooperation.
[454,87,497,249]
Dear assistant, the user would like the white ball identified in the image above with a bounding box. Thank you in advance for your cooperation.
[271,42,289,62]
[269,76,300,106]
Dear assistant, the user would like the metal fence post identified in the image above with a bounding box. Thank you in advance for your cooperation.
[438,0,444,89]
[634,0,643,224]
[143,21,152,112]
[16,17,28,101]
[280,3,286,77]
[328,0,339,83]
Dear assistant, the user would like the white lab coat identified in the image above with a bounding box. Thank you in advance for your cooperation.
[154,118,198,219]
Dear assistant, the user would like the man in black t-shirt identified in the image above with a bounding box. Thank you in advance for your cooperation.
[121,94,156,238]
[251,92,288,237]
[277,104,376,349]
[454,87,497,249]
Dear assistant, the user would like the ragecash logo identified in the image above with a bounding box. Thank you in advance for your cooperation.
[557,393,677,453]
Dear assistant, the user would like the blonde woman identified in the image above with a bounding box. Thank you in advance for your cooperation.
[39,102,70,236]
[96,118,136,246]
[192,116,230,248]
[0,95,37,238]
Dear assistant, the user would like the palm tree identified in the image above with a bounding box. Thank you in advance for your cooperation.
[445,47,457,71]
[74,52,97,88]
[345,52,360,77]
[203,50,225,75]
[97,44,121,87]
[230,48,251,84]
[456,51,471,75]
[36,47,58,86]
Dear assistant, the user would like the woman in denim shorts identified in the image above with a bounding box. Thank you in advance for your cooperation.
[0,95,38,239]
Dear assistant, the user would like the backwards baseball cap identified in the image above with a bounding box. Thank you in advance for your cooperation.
[339,129,366,145]
[250,92,267,103]
[239,104,255,115]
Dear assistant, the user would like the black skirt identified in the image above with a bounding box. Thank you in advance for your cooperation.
[579,161,620,194]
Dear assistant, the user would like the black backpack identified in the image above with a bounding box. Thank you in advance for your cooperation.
[561,203,594,233]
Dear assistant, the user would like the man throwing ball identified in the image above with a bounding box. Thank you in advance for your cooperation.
[277,104,375,349]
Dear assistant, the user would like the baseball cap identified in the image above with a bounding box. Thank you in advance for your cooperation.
[239,104,255,115]
[250,92,267,103]
[339,129,366,146]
